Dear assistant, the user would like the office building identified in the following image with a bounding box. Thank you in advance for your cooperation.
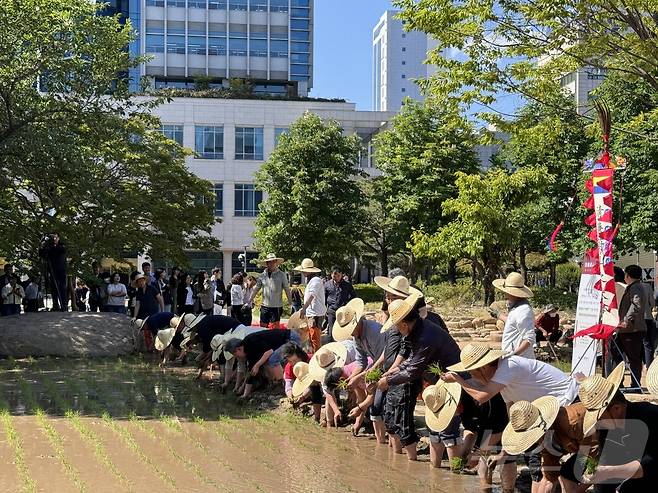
[372,10,437,112]
[559,67,606,114]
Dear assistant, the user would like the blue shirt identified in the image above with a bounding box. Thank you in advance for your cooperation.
[146,312,175,335]
[354,319,386,369]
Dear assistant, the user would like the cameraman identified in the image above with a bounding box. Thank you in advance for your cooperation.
[39,233,68,311]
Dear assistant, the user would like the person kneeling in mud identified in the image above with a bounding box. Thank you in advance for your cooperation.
[224,328,301,400]
[281,342,323,423]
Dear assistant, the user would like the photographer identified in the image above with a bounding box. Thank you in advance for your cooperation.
[39,233,68,311]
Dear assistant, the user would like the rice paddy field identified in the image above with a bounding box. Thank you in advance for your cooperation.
[0,356,478,492]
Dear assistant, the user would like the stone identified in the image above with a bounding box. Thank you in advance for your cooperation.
[459,320,474,329]
[484,323,498,331]
[489,333,504,343]
[0,312,135,358]
[496,320,505,331]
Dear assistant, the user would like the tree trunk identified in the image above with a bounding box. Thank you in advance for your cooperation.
[471,261,477,286]
[519,244,528,282]
[380,249,388,279]
[447,258,457,285]
[351,256,359,283]
[549,262,556,288]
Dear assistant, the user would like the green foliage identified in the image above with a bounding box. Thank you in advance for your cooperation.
[0,0,218,274]
[422,281,482,307]
[556,263,581,292]
[532,287,578,311]
[364,368,383,384]
[254,112,365,268]
[428,363,444,377]
[353,284,384,303]
[585,456,599,475]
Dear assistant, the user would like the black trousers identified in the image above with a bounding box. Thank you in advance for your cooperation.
[617,332,644,387]
[50,272,68,311]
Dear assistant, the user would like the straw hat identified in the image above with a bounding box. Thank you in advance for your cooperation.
[501,396,560,455]
[543,304,558,314]
[647,358,658,395]
[380,293,421,333]
[447,343,506,372]
[291,362,316,399]
[133,318,148,331]
[257,253,284,266]
[308,342,349,381]
[155,328,176,351]
[492,272,534,298]
[579,363,625,436]
[176,313,205,331]
[374,275,423,298]
[422,381,462,432]
[132,273,147,287]
[294,258,321,274]
[332,298,365,341]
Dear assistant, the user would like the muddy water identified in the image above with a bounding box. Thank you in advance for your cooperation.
[0,357,480,492]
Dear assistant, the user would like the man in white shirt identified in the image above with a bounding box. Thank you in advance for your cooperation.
[295,258,326,352]
[1,276,25,316]
[493,272,536,359]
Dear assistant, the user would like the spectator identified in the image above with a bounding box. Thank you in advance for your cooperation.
[641,281,656,367]
[39,233,68,311]
[142,262,157,287]
[127,271,138,318]
[133,273,163,320]
[493,272,536,359]
[179,274,195,314]
[617,264,647,388]
[290,281,303,313]
[230,273,245,322]
[24,277,40,313]
[194,270,214,316]
[324,265,356,341]
[210,268,227,315]
[295,258,326,351]
[157,269,172,312]
[169,267,180,316]
[242,275,256,326]
[247,253,292,329]
[106,273,127,314]
[87,261,105,312]
[74,280,88,312]
[0,263,14,313]
[1,275,24,316]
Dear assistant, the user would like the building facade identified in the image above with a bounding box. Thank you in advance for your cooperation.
[559,66,606,114]
[146,97,392,275]
[126,0,313,96]
[372,10,437,112]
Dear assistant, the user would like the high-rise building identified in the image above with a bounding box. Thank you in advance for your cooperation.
[559,66,606,114]
[372,10,437,112]
[124,0,313,96]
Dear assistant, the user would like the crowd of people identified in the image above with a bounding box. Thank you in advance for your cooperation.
[128,255,658,493]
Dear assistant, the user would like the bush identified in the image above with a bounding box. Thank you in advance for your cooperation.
[354,284,383,303]
[532,287,578,311]
[556,263,581,292]
[422,281,483,307]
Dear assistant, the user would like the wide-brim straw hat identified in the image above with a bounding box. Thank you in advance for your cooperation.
[257,253,284,266]
[287,310,310,343]
[294,258,321,274]
[381,293,421,333]
[374,275,423,299]
[647,358,658,395]
[177,313,205,332]
[580,363,625,436]
[422,381,462,432]
[333,298,365,341]
[155,328,176,351]
[133,318,147,331]
[308,342,349,381]
[502,396,560,455]
[492,272,534,298]
[291,362,316,398]
[447,343,506,372]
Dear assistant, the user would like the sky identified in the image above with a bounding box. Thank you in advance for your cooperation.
[309,0,393,109]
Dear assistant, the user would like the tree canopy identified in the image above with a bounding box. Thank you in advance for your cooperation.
[0,0,218,273]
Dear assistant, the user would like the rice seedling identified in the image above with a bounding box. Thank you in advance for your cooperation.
[450,456,466,473]
[428,363,444,377]
[584,456,599,475]
[364,367,383,384]
[0,410,37,493]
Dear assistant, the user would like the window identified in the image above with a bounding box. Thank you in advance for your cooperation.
[402,33,406,38]
[291,53,309,64]
[290,41,309,53]
[195,126,224,159]
[249,1,268,11]
[270,40,288,57]
[402,60,406,65]
[211,183,223,216]
[250,39,268,57]
[402,47,406,52]
[187,251,223,274]
[161,124,184,145]
[291,19,310,30]
[291,30,310,41]
[270,0,288,12]
[188,36,206,55]
[188,0,207,7]
[235,127,263,160]
[167,0,186,6]
[291,75,309,82]
[208,0,227,8]
[234,184,263,217]
[291,8,309,18]
[275,127,288,146]
[146,0,164,6]
[146,34,164,53]
[167,35,185,54]
[402,74,406,78]
[291,64,310,76]
[401,88,406,92]
[291,0,309,6]
[229,0,247,10]
[208,37,227,55]
[229,37,247,56]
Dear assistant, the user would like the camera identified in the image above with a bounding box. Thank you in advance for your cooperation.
[238,253,246,261]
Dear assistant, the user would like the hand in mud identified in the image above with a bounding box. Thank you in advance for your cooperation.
[250,364,260,377]
[348,406,362,420]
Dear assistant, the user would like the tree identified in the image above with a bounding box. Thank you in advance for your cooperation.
[0,0,218,273]
[254,112,364,269]
[395,0,658,113]
[372,98,480,276]
[411,167,552,305]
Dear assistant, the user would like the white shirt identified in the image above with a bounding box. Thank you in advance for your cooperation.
[185,286,194,305]
[492,355,579,406]
[2,284,24,305]
[304,276,326,317]
[501,302,536,359]
[106,282,127,306]
[231,284,244,305]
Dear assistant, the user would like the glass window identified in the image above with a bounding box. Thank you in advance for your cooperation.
[290,74,309,82]
[291,19,310,30]
[235,127,263,160]
[270,32,288,40]
[146,34,164,53]
[229,37,247,56]
[274,127,288,146]
[402,74,406,78]
[290,41,309,53]
[291,64,309,76]
[234,184,263,217]
[208,0,227,8]
[270,0,288,12]
[402,60,406,65]
[401,88,406,92]
[161,124,184,145]
[229,0,247,10]
[402,47,406,52]
[250,39,268,57]
[290,53,309,64]
[231,252,259,275]
[187,251,224,274]
[249,1,268,11]
[167,35,185,54]
[195,126,224,159]
[211,183,223,216]
[188,0,207,7]
[291,30,310,41]
[208,37,227,55]
[188,36,206,55]
[291,0,309,6]
[146,25,165,34]
[167,0,186,6]
[270,40,288,57]
[146,0,165,5]
[291,7,309,18]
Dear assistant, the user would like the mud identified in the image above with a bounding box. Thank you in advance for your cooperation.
[0,356,481,492]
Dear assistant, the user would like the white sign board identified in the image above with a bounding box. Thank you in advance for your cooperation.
[571,273,601,376]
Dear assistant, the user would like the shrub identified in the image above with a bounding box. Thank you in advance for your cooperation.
[532,287,578,311]
[354,284,383,303]
[556,263,581,292]
[422,281,483,307]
